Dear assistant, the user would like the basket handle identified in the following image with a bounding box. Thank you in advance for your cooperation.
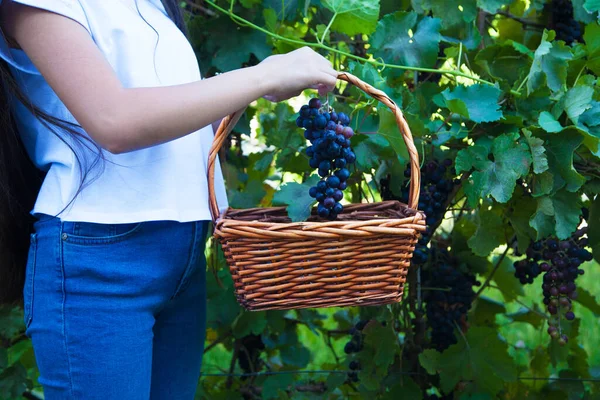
[207,72,422,221]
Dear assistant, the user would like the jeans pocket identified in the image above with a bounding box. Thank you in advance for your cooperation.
[23,233,37,329]
[61,221,144,245]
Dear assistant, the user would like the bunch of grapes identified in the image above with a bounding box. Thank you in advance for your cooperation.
[515,228,593,344]
[423,248,480,351]
[343,320,368,383]
[381,159,458,265]
[237,334,265,379]
[297,98,356,220]
[548,0,583,45]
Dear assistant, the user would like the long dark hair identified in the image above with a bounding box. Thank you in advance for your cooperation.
[0,0,186,304]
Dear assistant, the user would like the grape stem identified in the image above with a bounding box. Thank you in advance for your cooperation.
[191,0,522,97]
[320,12,338,44]
[474,245,510,299]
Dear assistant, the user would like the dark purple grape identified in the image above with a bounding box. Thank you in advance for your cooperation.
[541,263,550,272]
[314,115,327,129]
[330,112,338,122]
[335,158,347,168]
[333,190,344,201]
[319,160,331,171]
[333,202,344,214]
[339,181,348,190]
[317,181,328,192]
[309,187,318,198]
[318,204,329,218]
[300,105,310,117]
[565,311,575,320]
[335,168,350,181]
[327,176,341,188]
[342,126,354,139]
[309,98,322,109]
[324,197,335,208]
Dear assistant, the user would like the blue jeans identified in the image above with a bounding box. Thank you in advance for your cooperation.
[24,216,209,399]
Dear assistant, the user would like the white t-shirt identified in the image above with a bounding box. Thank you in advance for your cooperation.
[0,0,229,223]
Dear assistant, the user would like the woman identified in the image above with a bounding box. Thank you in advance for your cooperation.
[0,1,338,398]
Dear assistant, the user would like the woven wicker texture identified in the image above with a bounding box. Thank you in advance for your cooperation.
[207,72,426,311]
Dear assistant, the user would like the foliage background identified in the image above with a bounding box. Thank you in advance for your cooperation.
[2,0,600,398]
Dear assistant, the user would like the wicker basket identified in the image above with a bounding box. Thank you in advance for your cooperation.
[207,72,426,311]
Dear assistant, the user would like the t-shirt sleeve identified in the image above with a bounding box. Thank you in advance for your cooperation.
[0,0,91,74]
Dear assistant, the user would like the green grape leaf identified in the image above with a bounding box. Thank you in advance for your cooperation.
[471,296,506,326]
[357,322,397,390]
[0,348,6,370]
[507,305,546,328]
[272,175,320,222]
[543,128,586,192]
[232,311,267,338]
[573,0,597,23]
[477,0,515,13]
[280,343,311,367]
[254,152,274,172]
[353,134,395,171]
[527,30,573,95]
[429,327,517,396]
[585,22,600,75]
[523,129,549,174]
[538,111,564,133]
[413,0,477,28]
[575,287,600,314]
[384,377,423,400]
[228,183,267,209]
[530,346,550,377]
[584,0,600,12]
[577,103,600,158]
[590,199,600,262]
[213,29,271,71]
[468,208,505,257]
[262,374,294,400]
[492,255,525,302]
[529,191,582,240]
[475,43,531,84]
[378,105,410,162]
[532,171,555,197]
[239,0,262,7]
[440,84,504,123]
[0,364,29,400]
[508,191,538,252]
[370,11,442,68]
[456,145,489,174]
[564,85,594,123]
[322,0,380,36]
[419,349,441,375]
[463,135,532,204]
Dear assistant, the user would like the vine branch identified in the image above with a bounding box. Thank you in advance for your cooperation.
[187,0,522,96]
[474,245,510,299]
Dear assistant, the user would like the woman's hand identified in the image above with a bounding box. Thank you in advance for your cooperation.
[257,47,338,103]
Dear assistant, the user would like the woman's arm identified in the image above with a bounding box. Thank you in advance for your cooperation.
[2,3,337,154]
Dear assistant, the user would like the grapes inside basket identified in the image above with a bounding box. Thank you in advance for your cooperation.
[295,97,356,221]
